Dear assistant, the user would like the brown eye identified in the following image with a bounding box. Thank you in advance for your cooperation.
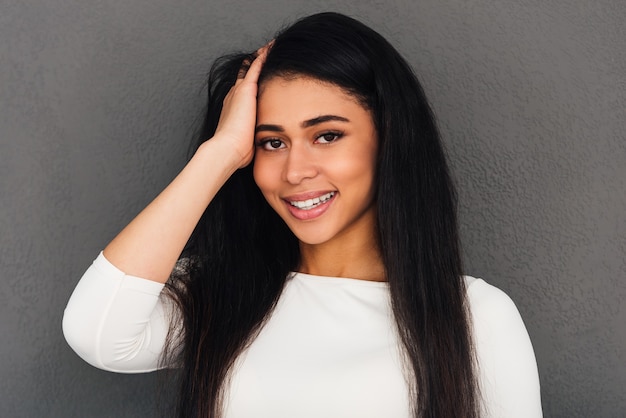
[258,138,285,150]
[316,131,343,144]
[269,139,283,148]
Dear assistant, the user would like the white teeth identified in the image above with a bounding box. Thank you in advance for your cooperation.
[289,192,335,210]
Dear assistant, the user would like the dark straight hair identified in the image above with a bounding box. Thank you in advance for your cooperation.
[164,12,478,418]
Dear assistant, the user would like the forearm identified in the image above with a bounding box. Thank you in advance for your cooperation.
[104,136,241,283]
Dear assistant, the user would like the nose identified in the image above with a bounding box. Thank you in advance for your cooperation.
[283,143,318,184]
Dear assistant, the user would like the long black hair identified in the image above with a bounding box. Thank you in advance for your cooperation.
[164,12,478,418]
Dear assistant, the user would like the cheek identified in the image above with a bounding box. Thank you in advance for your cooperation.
[253,158,287,216]
[253,156,276,196]
[343,148,378,198]
[252,159,265,189]
[332,147,377,184]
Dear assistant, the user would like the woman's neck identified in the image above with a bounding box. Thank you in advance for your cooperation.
[297,234,386,282]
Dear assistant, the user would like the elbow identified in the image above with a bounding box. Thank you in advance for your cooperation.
[63,304,162,373]
[62,304,104,370]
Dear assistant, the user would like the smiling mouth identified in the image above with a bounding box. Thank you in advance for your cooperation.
[287,192,335,210]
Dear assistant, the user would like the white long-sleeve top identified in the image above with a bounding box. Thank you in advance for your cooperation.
[63,253,543,417]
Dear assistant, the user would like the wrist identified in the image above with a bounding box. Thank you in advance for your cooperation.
[194,137,244,174]
[201,134,253,169]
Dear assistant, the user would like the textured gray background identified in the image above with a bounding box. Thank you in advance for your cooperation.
[1,0,624,417]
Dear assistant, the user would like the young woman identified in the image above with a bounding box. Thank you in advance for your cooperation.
[63,12,542,418]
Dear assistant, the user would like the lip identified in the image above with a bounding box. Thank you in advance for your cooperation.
[282,191,336,221]
[283,190,336,201]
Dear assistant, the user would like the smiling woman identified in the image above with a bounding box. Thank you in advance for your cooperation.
[254,77,380,268]
[62,12,542,418]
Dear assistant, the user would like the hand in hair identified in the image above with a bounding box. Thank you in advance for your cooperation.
[101,45,271,283]
[213,43,271,169]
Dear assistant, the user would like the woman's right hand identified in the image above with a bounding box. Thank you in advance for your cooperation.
[99,44,271,282]
[213,44,270,169]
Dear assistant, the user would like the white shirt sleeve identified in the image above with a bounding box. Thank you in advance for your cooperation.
[467,278,543,417]
[62,252,177,373]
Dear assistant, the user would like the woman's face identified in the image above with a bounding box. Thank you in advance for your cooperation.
[253,76,378,247]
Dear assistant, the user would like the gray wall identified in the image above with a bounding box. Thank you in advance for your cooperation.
[1,0,624,417]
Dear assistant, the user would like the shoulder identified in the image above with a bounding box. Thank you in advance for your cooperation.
[463,276,543,417]
[464,276,522,327]
[464,275,534,355]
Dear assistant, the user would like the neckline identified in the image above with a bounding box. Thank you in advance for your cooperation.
[288,271,389,288]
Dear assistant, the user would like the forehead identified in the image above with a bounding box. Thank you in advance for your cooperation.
[257,76,369,121]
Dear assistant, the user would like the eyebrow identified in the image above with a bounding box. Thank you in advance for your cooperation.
[255,114,350,133]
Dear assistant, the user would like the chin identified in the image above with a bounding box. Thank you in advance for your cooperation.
[286,225,334,246]
[285,214,349,245]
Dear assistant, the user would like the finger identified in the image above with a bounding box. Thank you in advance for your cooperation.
[234,41,273,86]
[235,56,253,85]
[243,48,268,82]
[255,40,274,58]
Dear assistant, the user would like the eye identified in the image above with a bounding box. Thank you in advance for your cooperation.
[315,131,343,144]
[257,138,285,150]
